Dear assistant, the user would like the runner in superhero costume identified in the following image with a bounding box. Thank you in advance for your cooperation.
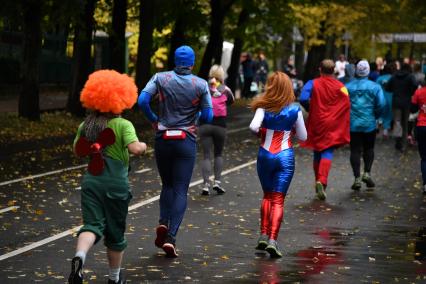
[250,72,307,257]
[299,59,350,200]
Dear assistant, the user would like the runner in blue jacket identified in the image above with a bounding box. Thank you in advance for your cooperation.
[346,60,385,191]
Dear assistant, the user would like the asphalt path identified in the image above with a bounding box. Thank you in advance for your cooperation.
[1,108,426,283]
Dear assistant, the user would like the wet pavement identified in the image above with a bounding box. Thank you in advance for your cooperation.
[0,107,426,283]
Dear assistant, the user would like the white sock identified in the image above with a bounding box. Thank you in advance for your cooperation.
[75,251,86,265]
[109,268,120,283]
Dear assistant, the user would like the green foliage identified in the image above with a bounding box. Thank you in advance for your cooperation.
[290,0,426,59]
[0,112,81,144]
[289,2,365,49]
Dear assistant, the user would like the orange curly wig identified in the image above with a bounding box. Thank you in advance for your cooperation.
[80,69,137,114]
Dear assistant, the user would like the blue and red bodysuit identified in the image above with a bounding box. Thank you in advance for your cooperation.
[250,103,307,240]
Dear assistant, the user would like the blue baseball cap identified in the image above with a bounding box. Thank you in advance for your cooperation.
[174,45,195,67]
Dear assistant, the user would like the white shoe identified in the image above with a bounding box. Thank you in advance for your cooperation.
[213,180,226,194]
[201,183,210,195]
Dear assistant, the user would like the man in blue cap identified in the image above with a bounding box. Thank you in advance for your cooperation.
[138,45,213,257]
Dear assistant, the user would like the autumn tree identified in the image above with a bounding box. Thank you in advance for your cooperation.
[225,4,250,92]
[289,2,365,80]
[163,0,208,70]
[67,0,98,116]
[18,0,43,120]
[198,0,235,79]
[110,0,128,72]
[135,0,155,90]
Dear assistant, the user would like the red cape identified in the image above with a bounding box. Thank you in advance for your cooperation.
[302,76,350,151]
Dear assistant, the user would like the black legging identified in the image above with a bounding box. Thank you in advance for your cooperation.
[350,131,376,178]
[242,76,254,98]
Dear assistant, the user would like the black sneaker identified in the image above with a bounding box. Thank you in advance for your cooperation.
[68,256,83,284]
[362,172,375,189]
[255,234,268,250]
[162,235,178,257]
[107,269,126,284]
[213,181,226,195]
[265,239,282,258]
[155,224,168,248]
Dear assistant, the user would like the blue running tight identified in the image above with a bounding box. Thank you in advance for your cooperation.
[155,135,196,238]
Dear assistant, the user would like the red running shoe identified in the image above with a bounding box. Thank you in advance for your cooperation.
[155,225,168,248]
[162,235,178,257]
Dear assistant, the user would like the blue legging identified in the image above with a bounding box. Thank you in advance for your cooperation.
[256,147,295,195]
[313,147,334,162]
[417,126,426,185]
[155,136,196,238]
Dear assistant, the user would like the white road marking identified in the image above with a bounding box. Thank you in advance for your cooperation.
[0,164,87,187]
[0,127,247,187]
[0,226,83,261]
[134,168,152,174]
[0,206,20,214]
[0,159,256,261]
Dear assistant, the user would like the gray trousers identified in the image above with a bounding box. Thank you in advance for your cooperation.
[393,107,409,149]
[198,124,226,184]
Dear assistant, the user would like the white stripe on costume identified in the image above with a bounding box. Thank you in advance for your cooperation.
[263,129,274,150]
[281,131,291,150]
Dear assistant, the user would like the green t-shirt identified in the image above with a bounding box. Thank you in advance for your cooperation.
[74,117,139,166]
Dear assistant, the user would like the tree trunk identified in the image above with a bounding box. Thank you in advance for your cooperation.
[167,15,186,69]
[303,20,327,82]
[67,0,97,117]
[135,0,155,91]
[295,41,304,77]
[110,0,127,73]
[18,0,42,120]
[225,7,248,93]
[198,0,226,80]
[325,35,336,59]
[303,44,326,82]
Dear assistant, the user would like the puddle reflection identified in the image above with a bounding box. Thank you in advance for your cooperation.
[257,260,281,284]
[296,229,343,277]
[254,228,347,283]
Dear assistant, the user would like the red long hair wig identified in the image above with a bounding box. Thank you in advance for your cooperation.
[80,69,138,114]
[250,71,295,113]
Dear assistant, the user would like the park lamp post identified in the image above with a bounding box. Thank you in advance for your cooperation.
[342,31,352,59]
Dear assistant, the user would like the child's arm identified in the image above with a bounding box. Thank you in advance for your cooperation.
[128,141,147,156]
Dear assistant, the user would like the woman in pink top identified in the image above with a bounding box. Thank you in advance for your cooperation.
[199,65,235,195]
[411,81,426,194]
